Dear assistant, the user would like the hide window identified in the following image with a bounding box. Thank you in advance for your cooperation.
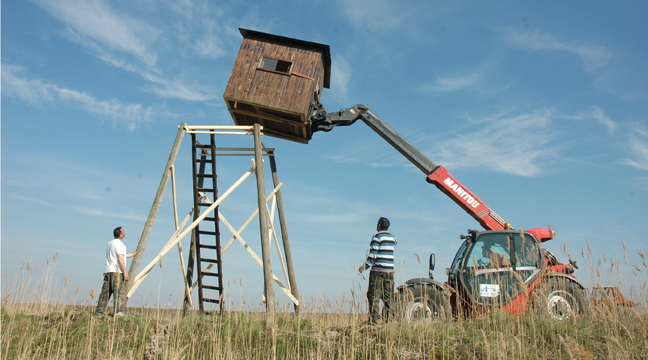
[258,57,292,74]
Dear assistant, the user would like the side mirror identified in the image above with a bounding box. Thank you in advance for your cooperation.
[428,253,436,279]
[469,229,478,243]
[446,268,450,276]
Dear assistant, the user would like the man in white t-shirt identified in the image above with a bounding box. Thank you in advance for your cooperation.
[95,226,138,317]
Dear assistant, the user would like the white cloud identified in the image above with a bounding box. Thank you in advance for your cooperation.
[321,109,561,177]
[341,0,409,32]
[95,52,217,102]
[2,156,157,222]
[504,28,614,72]
[34,0,161,68]
[195,33,226,59]
[622,123,648,171]
[5,194,56,207]
[321,106,620,177]
[2,65,171,130]
[588,107,617,131]
[31,0,230,102]
[415,72,482,94]
[329,55,352,104]
[71,207,147,221]
[430,110,558,177]
[144,73,217,102]
[192,4,227,59]
[563,107,617,132]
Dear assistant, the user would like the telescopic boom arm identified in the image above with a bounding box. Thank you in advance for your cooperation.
[310,104,509,231]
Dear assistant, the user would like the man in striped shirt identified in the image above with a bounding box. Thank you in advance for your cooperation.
[359,217,398,324]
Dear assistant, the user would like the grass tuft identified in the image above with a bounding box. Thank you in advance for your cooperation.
[2,249,647,359]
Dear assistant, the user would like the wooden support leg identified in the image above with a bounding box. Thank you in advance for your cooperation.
[269,151,300,313]
[128,123,186,302]
[254,124,275,314]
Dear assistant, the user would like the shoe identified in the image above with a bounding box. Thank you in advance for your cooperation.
[114,312,126,317]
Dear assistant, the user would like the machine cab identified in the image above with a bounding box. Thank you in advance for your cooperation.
[446,230,544,310]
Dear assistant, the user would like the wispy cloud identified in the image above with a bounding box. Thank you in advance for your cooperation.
[195,32,226,59]
[430,110,558,177]
[329,55,352,104]
[3,156,156,225]
[33,0,222,102]
[321,110,559,177]
[34,0,161,68]
[71,207,147,221]
[96,52,217,102]
[415,72,482,94]
[2,65,173,130]
[4,193,144,221]
[562,107,617,132]
[504,28,614,72]
[622,123,648,171]
[191,2,227,59]
[5,194,57,207]
[322,106,620,177]
[322,141,410,169]
[340,0,410,32]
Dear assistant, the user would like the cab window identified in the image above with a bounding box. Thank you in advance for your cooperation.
[466,233,512,269]
[514,233,541,268]
[449,241,468,275]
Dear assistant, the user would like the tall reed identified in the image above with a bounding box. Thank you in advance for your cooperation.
[2,247,646,359]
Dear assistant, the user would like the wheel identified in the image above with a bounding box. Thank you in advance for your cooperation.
[532,278,589,321]
[399,285,450,321]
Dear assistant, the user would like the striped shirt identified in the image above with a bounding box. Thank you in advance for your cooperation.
[364,231,398,273]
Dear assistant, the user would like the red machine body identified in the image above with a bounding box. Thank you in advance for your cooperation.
[427,165,555,241]
[427,166,507,231]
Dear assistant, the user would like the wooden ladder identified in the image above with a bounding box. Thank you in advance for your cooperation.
[191,133,223,313]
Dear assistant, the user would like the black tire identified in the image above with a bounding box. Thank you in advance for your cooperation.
[399,285,450,322]
[532,278,589,321]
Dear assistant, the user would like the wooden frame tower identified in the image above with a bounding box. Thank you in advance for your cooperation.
[125,124,299,314]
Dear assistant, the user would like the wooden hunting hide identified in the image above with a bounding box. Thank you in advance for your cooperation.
[223,28,331,144]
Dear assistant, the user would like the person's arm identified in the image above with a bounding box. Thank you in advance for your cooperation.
[126,249,138,258]
[118,254,129,281]
[359,237,379,273]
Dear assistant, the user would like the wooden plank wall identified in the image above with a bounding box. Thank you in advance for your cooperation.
[223,38,325,121]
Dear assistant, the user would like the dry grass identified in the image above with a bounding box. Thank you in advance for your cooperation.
[2,249,647,359]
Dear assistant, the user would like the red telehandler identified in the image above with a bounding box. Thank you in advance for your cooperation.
[309,104,589,321]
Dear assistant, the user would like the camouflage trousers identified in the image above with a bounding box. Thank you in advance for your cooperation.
[95,272,126,316]
[367,271,395,324]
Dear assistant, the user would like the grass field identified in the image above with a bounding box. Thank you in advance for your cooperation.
[2,252,647,359]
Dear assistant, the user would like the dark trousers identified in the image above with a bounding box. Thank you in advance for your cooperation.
[367,271,395,324]
[95,272,126,315]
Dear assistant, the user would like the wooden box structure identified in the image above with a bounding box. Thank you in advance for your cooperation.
[223,29,331,144]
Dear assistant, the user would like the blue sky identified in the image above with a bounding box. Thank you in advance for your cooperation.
[2,1,648,311]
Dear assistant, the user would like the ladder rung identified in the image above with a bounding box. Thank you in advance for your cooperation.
[202,285,221,291]
[198,230,217,236]
[196,144,214,149]
[197,188,214,192]
[199,244,219,250]
[202,298,220,304]
[200,257,219,263]
[201,271,220,277]
[197,158,214,163]
[197,174,214,178]
[197,202,216,207]
[203,216,217,222]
